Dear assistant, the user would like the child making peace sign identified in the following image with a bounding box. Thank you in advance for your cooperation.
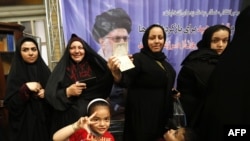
[53,98,115,141]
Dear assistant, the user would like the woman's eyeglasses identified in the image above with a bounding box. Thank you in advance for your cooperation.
[105,36,129,42]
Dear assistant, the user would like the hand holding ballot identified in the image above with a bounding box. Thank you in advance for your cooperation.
[112,42,135,72]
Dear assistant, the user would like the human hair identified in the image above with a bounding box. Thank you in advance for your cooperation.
[197,24,231,49]
[87,98,110,115]
[183,127,199,141]
[92,8,132,42]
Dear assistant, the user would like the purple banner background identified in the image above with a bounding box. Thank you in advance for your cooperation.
[59,0,242,83]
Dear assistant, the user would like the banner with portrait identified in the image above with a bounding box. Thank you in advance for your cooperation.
[59,0,242,75]
[59,0,242,121]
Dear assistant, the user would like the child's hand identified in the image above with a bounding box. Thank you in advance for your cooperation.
[78,112,97,133]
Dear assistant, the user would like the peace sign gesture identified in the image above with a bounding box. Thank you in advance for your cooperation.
[73,112,97,133]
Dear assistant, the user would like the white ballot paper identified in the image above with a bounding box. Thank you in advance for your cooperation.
[113,42,135,71]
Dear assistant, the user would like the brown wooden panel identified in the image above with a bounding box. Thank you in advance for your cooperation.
[0,22,24,141]
[0,0,43,6]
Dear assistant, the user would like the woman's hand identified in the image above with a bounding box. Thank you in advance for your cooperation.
[26,82,46,99]
[172,88,181,99]
[107,56,122,82]
[26,82,42,92]
[37,88,45,99]
[66,82,87,97]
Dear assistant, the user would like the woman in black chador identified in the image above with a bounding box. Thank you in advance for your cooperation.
[177,24,231,131]
[4,37,51,141]
[45,34,114,136]
[198,6,250,141]
[108,24,176,141]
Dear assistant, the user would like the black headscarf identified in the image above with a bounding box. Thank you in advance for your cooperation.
[3,37,51,141]
[4,37,51,106]
[92,8,132,42]
[197,24,231,49]
[141,24,167,62]
[181,24,231,65]
[45,34,113,111]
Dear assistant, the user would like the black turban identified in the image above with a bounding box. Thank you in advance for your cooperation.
[92,8,132,42]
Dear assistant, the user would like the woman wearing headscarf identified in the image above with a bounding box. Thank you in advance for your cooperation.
[198,6,250,141]
[176,25,231,132]
[4,37,51,141]
[45,34,114,136]
[108,24,176,141]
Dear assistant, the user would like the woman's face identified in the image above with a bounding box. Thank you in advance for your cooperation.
[20,41,38,63]
[147,27,165,53]
[89,106,111,135]
[164,128,185,141]
[69,41,85,63]
[210,29,230,55]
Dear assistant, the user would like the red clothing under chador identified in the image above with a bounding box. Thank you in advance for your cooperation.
[69,129,115,141]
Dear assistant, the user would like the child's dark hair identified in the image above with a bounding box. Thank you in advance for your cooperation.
[184,127,199,141]
[87,98,110,115]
